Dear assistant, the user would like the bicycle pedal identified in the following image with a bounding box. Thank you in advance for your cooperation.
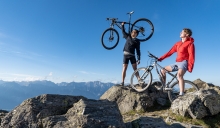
[164,88,173,91]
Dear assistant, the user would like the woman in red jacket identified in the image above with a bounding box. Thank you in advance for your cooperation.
[158,28,195,96]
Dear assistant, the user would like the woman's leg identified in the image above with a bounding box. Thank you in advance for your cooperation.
[160,66,172,84]
[177,69,186,95]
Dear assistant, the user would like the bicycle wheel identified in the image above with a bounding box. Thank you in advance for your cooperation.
[130,67,152,92]
[131,18,154,42]
[168,80,199,102]
[101,28,119,50]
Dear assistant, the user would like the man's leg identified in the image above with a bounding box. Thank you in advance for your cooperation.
[131,63,140,79]
[177,69,186,95]
[122,64,128,84]
[160,66,172,85]
[131,63,144,86]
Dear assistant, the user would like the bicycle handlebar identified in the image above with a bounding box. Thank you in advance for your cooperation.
[106,18,129,24]
[106,18,118,21]
[148,51,158,60]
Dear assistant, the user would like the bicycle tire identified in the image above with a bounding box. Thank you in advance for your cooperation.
[101,28,119,50]
[130,67,152,92]
[131,18,154,42]
[168,80,199,102]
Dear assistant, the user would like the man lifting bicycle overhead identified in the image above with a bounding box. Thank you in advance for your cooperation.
[158,28,195,96]
[120,22,143,86]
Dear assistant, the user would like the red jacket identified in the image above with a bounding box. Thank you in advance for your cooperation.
[158,37,195,72]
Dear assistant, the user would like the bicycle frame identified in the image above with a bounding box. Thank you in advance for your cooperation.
[109,20,122,29]
[145,59,179,89]
[108,12,134,34]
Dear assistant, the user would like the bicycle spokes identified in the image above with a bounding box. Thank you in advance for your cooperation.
[130,67,152,92]
[139,27,145,36]
[131,18,154,42]
[101,28,119,50]
[109,35,114,41]
[168,80,199,102]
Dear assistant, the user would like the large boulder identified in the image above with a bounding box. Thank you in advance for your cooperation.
[1,94,125,128]
[193,79,220,93]
[100,82,168,114]
[171,89,220,119]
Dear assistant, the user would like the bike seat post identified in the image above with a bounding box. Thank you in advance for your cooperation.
[128,14,131,33]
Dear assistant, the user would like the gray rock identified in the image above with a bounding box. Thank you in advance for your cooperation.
[157,97,167,106]
[129,116,171,128]
[100,84,168,114]
[193,79,220,93]
[171,89,220,119]
[1,94,125,128]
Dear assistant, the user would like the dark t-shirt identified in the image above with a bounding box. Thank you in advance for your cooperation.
[122,25,141,60]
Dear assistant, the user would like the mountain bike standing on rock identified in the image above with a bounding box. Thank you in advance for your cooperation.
[130,51,199,102]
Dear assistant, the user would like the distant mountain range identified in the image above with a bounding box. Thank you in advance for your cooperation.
[0,80,114,111]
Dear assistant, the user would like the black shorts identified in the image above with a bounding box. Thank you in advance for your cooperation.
[123,55,136,64]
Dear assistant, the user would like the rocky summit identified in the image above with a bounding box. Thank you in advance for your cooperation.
[100,81,168,114]
[1,79,220,128]
[1,94,124,128]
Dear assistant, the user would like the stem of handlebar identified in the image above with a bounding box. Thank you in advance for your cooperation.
[148,51,158,60]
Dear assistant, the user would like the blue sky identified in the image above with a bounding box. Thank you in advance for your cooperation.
[0,0,219,85]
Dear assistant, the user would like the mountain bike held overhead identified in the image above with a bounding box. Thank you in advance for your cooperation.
[101,11,154,50]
